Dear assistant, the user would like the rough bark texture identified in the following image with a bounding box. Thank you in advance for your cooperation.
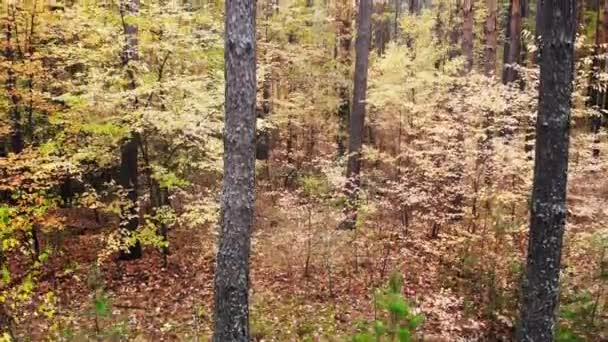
[518,1,576,340]
[462,0,474,73]
[503,0,522,84]
[343,0,372,227]
[484,0,498,76]
[212,0,256,339]
[118,0,142,260]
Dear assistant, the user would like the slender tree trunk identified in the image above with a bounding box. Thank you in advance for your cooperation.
[118,0,142,260]
[4,10,23,154]
[343,0,372,228]
[408,0,419,14]
[518,1,577,340]
[374,1,388,56]
[462,0,474,73]
[394,0,401,37]
[503,0,522,84]
[448,0,462,60]
[257,0,273,160]
[119,137,141,260]
[336,0,352,157]
[588,1,603,159]
[212,0,256,339]
[533,0,543,64]
[484,0,498,76]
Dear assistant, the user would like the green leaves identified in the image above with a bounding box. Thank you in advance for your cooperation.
[351,273,424,341]
[93,293,110,317]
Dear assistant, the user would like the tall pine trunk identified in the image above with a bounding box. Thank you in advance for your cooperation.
[518,1,577,340]
[503,0,522,84]
[343,0,372,228]
[212,0,257,339]
[484,0,498,76]
[118,0,142,260]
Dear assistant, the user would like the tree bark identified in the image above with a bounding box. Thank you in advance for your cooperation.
[462,0,474,73]
[484,0,498,76]
[518,1,577,340]
[503,0,522,84]
[343,0,372,228]
[118,0,142,260]
[212,0,256,339]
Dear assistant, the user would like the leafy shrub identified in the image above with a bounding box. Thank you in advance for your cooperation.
[351,273,424,342]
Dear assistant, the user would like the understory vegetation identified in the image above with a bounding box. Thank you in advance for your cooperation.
[0,0,605,341]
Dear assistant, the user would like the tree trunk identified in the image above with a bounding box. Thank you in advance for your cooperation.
[518,1,576,340]
[533,0,543,64]
[212,0,256,339]
[374,1,388,56]
[588,0,603,157]
[484,0,498,76]
[119,136,142,260]
[408,0,419,14]
[118,0,142,261]
[448,0,462,60]
[343,0,372,228]
[257,0,274,161]
[503,0,522,84]
[394,0,401,37]
[462,0,474,73]
[336,0,352,157]
[4,11,23,154]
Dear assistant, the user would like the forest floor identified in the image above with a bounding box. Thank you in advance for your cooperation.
[13,155,608,341]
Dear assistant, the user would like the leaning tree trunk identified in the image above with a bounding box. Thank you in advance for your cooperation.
[462,0,474,73]
[518,1,577,341]
[118,0,142,260]
[212,0,257,339]
[503,0,522,84]
[343,0,372,228]
[484,0,498,76]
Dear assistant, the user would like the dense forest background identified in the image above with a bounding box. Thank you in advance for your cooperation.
[0,0,603,340]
